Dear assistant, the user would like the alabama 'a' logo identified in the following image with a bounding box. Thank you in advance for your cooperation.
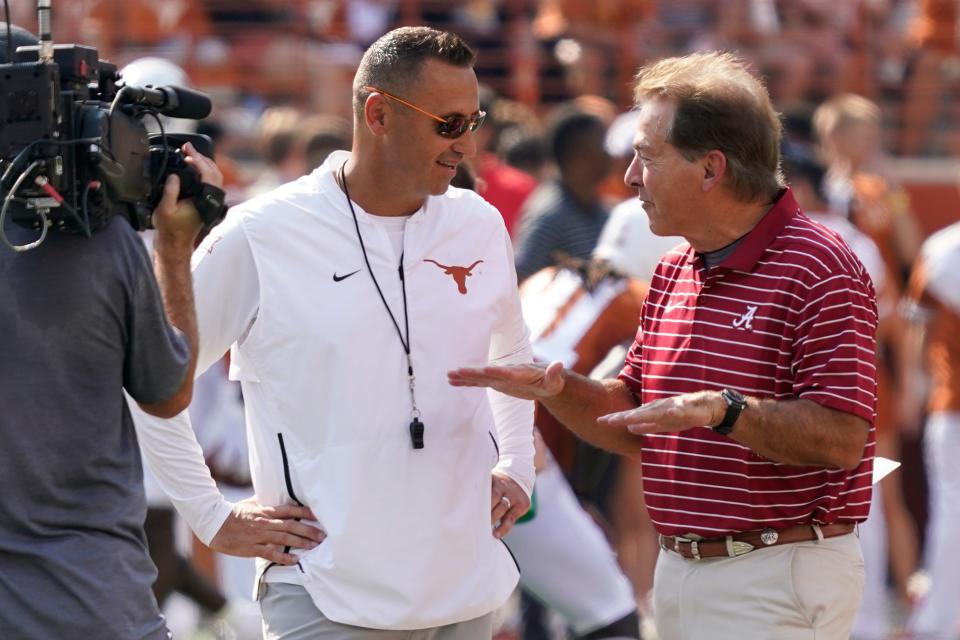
[424,258,483,294]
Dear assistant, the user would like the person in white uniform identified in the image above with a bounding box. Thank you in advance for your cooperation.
[131,26,535,640]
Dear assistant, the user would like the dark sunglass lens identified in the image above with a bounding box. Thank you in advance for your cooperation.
[437,117,466,138]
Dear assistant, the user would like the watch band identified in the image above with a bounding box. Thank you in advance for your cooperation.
[713,388,746,435]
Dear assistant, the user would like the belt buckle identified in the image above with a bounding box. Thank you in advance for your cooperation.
[760,527,780,546]
[671,536,702,561]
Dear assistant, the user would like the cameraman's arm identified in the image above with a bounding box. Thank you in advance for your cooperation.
[138,146,220,417]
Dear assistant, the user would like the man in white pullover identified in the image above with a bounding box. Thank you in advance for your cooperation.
[133,26,535,639]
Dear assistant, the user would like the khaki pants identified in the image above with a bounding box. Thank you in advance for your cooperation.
[260,582,495,640]
[653,532,864,640]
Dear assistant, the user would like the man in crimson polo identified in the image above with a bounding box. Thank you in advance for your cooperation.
[450,51,876,640]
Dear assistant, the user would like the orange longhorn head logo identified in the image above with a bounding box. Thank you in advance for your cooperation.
[423,258,484,294]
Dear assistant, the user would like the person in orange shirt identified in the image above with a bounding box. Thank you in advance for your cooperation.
[814,93,922,286]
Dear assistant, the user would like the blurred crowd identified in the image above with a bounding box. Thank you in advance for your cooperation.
[7,1,960,638]
[7,0,960,158]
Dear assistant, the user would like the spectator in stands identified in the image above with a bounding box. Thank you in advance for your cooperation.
[472,87,540,236]
[82,0,212,61]
[898,0,958,155]
[245,106,310,198]
[301,114,352,173]
[513,108,611,281]
[498,128,550,182]
[814,93,922,286]
[532,0,654,102]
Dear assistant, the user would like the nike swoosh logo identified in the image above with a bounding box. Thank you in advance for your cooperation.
[333,269,361,282]
[663,302,686,314]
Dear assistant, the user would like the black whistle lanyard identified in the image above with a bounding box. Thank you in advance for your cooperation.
[339,163,425,449]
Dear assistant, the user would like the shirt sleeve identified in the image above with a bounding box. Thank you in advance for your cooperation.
[488,226,536,497]
[131,212,261,544]
[792,268,878,423]
[123,238,191,404]
[618,295,646,398]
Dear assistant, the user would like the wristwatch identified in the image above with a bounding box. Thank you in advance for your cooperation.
[712,388,746,435]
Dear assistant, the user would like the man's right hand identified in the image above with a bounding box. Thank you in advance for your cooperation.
[209,498,326,565]
[447,361,566,400]
[152,142,223,250]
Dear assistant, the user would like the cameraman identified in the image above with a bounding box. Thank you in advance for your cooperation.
[0,26,318,639]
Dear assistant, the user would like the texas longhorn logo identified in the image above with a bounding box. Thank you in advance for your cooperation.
[424,259,484,294]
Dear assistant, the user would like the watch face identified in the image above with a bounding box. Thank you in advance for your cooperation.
[725,388,746,406]
[714,388,745,434]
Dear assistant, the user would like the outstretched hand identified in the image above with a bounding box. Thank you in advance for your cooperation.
[598,391,724,435]
[209,498,325,565]
[448,361,566,401]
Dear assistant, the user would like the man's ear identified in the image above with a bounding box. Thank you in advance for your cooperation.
[701,150,727,193]
[364,93,390,136]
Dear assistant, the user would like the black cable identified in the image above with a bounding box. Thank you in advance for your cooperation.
[1,136,103,191]
[339,162,410,355]
[3,0,13,64]
[339,161,425,449]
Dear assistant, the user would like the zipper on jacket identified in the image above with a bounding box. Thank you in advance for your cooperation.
[488,431,499,458]
[264,433,305,574]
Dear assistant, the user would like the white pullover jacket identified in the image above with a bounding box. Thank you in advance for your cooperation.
[133,151,535,629]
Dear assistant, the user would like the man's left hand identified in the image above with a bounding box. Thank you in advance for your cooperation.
[490,471,530,539]
[598,390,725,435]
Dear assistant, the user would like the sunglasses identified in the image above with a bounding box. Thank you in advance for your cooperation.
[365,85,486,139]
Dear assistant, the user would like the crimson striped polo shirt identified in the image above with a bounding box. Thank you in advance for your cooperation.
[620,188,877,537]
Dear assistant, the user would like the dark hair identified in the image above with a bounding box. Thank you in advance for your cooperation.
[498,128,546,176]
[303,115,352,171]
[547,109,606,170]
[0,23,39,64]
[352,26,475,119]
[780,143,827,203]
[633,52,784,203]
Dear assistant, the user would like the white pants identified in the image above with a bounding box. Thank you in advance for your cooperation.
[260,583,493,640]
[853,486,891,639]
[909,411,960,639]
[504,464,637,635]
[653,532,864,640]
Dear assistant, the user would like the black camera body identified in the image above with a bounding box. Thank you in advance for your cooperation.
[0,43,225,239]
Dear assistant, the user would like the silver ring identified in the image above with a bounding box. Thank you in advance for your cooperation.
[500,495,511,509]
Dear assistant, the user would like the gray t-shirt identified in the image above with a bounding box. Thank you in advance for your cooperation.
[0,215,190,639]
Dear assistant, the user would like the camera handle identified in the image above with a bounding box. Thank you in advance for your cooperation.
[191,182,227,228]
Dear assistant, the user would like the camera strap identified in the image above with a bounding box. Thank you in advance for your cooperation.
[339,162,424,450]
[193,183,228,227]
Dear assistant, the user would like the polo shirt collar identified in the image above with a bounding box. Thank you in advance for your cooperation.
[716,188,799,272]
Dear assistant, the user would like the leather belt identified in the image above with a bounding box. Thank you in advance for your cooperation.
[659,522,855,560]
